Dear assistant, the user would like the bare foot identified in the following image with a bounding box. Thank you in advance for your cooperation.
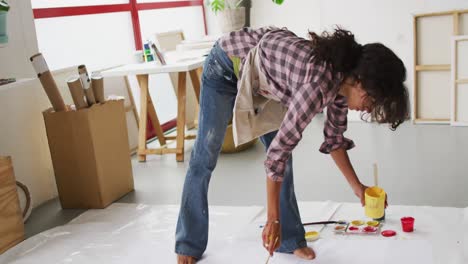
[177,254,197,264]
[293,246,316,260]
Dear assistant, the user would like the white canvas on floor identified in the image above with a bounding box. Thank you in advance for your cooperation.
[1,202,465,264]
[269,240,433,264]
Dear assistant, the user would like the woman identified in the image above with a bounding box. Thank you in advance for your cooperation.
[175,26,408,263]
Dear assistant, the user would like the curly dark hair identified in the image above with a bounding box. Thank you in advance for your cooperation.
[309,28,409,130]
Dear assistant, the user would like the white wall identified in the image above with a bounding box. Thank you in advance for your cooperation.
[0,0,38,79]
[0,79,58,208]
[205,0,468,121]
[206,0,322,37]
[250,0,321,38]
[319,0,468,121]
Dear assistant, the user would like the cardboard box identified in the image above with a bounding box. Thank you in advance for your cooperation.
[0,156,25,254]
[43,100,134,209]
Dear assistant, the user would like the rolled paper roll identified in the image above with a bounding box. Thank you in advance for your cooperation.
[78,65,96,106]
[67,76,88,109]
[91,74,105,103]
[30,53,67,112]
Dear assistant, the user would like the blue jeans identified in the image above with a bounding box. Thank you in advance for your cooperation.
[175,43,306,259]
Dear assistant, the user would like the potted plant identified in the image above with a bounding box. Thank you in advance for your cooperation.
[0,0,9,46]
[210,0,248,33]
[209,0,284,33]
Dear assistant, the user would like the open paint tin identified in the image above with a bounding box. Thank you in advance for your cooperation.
[305,231,320,242]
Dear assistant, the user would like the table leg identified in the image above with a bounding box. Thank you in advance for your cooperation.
[147,89,167,146]
[124,76,140,127]
[176,72,187,162]
[189,69,201,103]
[137,74,149,162]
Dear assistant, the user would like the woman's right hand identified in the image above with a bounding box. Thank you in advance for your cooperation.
[262,220,281,256]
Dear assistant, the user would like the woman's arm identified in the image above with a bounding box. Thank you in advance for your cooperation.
[330,148,367,205]
[263,178,282,256]
[266,178,281,220]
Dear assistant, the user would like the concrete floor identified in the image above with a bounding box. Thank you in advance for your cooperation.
[24,114,468,238]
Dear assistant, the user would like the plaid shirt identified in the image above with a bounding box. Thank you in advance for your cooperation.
[219,27,355,182]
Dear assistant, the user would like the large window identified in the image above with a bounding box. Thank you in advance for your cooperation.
[32,0,206,70]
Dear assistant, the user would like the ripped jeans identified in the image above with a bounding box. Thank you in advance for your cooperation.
[175,43,306,259]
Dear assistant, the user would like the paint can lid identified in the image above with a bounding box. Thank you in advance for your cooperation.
[381,230,397,237]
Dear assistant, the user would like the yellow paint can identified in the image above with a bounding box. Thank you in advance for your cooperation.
[365,186,386,219]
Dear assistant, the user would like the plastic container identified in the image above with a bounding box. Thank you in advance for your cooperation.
[364,186,386,219]
[305,231,320,242]
[401,217,415,232]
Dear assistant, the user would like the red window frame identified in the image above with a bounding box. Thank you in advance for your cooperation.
[33,0,207,139]
[33,0,207,51]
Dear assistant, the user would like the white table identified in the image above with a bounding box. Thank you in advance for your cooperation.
[101,54,205,162]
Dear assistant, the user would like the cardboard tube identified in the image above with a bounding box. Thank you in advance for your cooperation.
[91,74,105,103]
[67,77,88,109]
[30,53,67,112]
[78,65,96,106]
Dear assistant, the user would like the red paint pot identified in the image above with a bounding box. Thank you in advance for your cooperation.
[349,226,359,231]
[401,217,415,232]
[381,230,397,237]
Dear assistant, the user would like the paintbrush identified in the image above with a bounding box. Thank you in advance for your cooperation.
[265,236,279,264]
[260,220,347,228]
[302,220,348,226]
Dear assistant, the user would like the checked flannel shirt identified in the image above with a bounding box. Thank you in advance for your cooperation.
[219,27,355,182]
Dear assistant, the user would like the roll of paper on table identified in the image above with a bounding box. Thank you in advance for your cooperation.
[91,73,105,103]
[78,65,96,106]
[30,53,67,112]
[67,76,88,109]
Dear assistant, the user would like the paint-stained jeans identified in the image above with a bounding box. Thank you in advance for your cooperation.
[174,43,306,259]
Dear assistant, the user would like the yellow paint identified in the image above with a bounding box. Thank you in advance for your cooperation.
[367,221,380,227]
[305,231,320,241]
[351,220,364,226]
[365,186,386,219]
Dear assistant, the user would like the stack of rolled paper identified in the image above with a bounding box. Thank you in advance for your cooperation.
[30,53,106,111]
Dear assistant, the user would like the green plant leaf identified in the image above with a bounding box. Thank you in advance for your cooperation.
[272,0,284,5]
[0,1,10,12]
[234,0,244,8]
[210,0,225,14]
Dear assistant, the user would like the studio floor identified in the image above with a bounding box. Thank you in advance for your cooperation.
[6,116,467,263]
[23,115,468,240]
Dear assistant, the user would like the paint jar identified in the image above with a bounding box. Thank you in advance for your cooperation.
[364,186,386,219]
[401,217,415,232]
[305,231,320,242]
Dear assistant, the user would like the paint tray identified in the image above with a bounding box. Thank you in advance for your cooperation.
[334,220,382,235]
